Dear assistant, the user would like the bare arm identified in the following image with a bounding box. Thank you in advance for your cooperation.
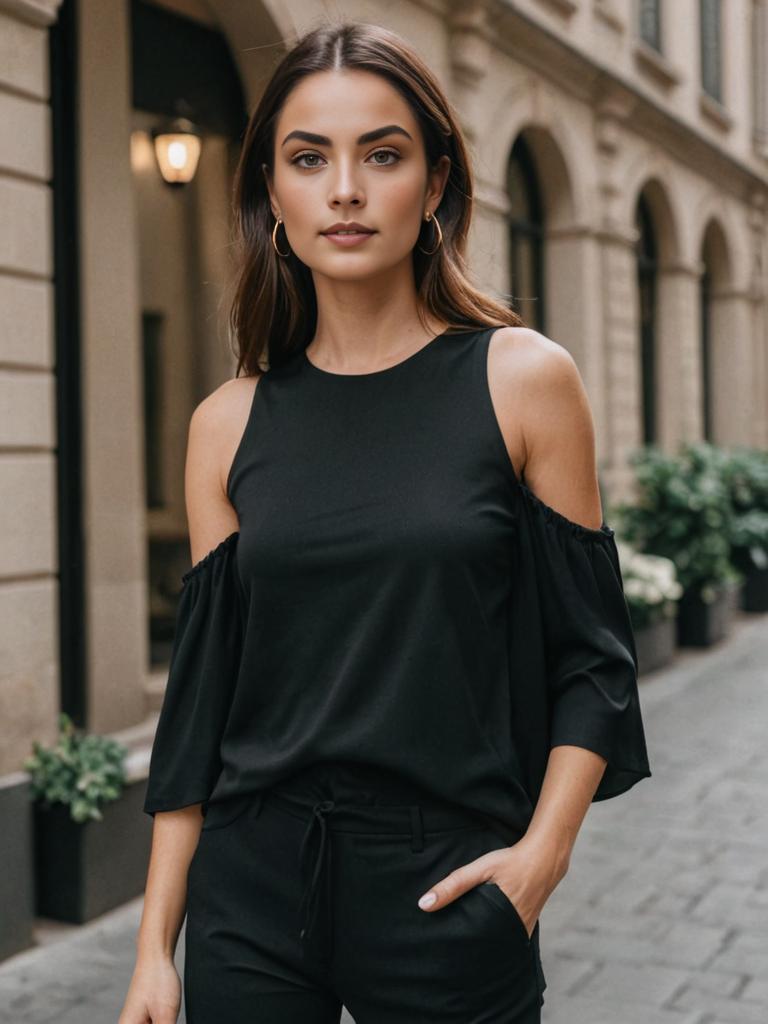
[120,380,252,1022]
[514,335,608,867]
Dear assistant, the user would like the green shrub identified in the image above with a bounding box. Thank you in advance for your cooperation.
[719,446,768,575]
[614,441,742,602]
[23,712,127,823]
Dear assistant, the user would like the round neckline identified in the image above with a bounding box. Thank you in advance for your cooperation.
[301,327,460,380]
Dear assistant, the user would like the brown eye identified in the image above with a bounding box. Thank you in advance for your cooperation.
[291,152,324,168]
[369,149,400,166]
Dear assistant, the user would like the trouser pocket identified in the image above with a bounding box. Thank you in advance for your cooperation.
[476,879,532,945]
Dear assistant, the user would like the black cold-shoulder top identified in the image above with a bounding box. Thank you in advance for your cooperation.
[142,326,651,839]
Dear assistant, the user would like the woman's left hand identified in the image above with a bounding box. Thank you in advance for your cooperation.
[416,833,569,940]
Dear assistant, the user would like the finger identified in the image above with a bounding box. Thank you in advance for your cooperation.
[417,863,481,911]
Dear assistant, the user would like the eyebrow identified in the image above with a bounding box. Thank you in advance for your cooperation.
[281,124,413,148]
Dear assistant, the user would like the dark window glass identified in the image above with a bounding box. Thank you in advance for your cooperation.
[635,196,658,446]
[700,0,722,101]
[753,1,768,146]
[507,137,545,332]
[699,267,713,441]
[142,311,164,511]
[639,0,662,51]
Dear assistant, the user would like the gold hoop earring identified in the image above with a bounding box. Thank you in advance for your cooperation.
[272,216,290,258]
[417,210,443,255]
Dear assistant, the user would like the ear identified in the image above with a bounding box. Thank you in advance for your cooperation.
[262,163,279,219]
[425,154,451,214]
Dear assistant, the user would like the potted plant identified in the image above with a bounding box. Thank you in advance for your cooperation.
[720,447,768,612]
[615,442,743,647]
[616,540,682,674]
[24,712,151,923]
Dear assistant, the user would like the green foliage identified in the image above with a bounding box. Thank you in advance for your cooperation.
[719,446,768,574]
[614,441,743,602]
[23,712,127,824]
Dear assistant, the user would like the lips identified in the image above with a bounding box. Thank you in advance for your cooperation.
[321,223,375,235]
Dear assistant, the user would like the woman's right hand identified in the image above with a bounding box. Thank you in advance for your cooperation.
[117,954,181,1024]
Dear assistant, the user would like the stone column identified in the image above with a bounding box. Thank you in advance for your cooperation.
[748,191,767,448]
[707,283,757,447]
[656,258,703,448]
[595,223,643,496]
[79,0,148,730]
[594,93,644,498]
[0,0,65,772]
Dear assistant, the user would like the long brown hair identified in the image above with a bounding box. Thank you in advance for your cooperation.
[228,21,525,377]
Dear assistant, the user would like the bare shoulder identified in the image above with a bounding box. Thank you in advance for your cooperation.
[192,374,262,431]
[185,373,263,562]
[489,324,589,433]
[190,374,262,472]
[488,325,579,393]
[487,326,602,528]
[486,326,582,478]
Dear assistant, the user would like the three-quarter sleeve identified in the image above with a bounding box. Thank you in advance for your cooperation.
[143,531,244,817]
[517,481,652,801]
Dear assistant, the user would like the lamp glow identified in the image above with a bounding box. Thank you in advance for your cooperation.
[152,118,202,186]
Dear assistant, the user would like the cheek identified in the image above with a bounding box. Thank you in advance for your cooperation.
[380,174,425,218]
[278,177,316,218]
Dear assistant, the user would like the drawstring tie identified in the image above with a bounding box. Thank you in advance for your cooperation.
[297,798,336,963]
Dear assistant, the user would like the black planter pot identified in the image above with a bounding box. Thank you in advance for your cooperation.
[741,565,768,612]
[633,615,676,675]
[0,775,35,961]
[33,777,152,924]
[676,581,737,647]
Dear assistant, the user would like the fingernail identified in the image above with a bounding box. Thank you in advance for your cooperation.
[418,891,437,909]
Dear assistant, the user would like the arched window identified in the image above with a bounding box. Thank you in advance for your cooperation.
[506,136,545,332]
[635,195,658,445]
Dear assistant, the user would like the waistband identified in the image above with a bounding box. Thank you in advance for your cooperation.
[260,773,521,968]
[264,786,485,835]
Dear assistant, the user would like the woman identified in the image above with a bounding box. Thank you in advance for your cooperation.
[120,20,651,1024]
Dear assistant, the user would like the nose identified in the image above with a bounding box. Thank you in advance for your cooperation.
[327,158,364,207]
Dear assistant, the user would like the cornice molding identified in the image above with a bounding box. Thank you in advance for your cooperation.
[447,0,494,90]
[535,0,577,18]
[484,0,768,195]
[0,0,64,26]
[657,259,706,279]
[632,40,682,91]
[699,91,734,134]
[593,0,624,34]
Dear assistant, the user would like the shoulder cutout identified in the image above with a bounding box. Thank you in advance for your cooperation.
[182,530,239,585]
[220,375,262,500]
[486,326,545,483]
[503,330,604,533]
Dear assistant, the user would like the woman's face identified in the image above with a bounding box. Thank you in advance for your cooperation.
[264,68,450,281]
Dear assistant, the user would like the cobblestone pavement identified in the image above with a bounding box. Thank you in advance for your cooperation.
[1,613,765,1024]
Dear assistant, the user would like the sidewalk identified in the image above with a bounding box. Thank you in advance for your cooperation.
[1,613,766,1024]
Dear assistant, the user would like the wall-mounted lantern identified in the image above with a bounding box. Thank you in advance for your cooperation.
[151,117,202,187]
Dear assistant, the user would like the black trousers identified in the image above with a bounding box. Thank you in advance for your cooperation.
[184,767,547,1022]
